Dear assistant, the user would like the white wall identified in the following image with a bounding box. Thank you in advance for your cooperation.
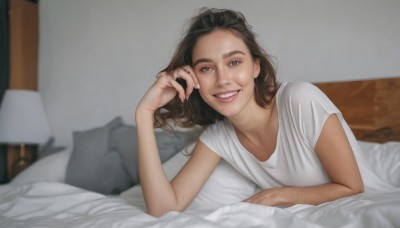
[38,0,400,148]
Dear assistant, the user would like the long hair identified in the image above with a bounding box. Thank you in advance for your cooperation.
[153,8,278,129]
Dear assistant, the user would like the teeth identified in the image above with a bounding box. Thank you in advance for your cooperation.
[216,91,237,99]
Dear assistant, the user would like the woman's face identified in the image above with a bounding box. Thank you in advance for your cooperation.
[192,29,260,118]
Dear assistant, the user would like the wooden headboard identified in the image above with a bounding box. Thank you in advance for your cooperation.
[314,77,400,143]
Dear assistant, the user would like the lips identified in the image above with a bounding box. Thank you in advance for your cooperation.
[213,90,240,102]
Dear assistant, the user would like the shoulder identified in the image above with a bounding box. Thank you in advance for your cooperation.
[199,119,234,157]
[277,81,340,125]
[200,119,231,140]
[278,81,333,108]
[277,82,341,144]
[279,82,322,101]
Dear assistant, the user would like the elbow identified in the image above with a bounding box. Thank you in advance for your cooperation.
[348,183,365,196]
[355,180,365,194]
[334,182,365,200]
[144,194,186,217]
[356,185,365,194]
[358,183,365,193]
[147,206,180,218]
[147,208,167,218]
[147,209,164,218]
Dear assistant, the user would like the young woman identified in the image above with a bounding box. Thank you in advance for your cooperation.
[136,8,364,217]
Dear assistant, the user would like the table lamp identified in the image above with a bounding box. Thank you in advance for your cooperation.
[0,89,51,177]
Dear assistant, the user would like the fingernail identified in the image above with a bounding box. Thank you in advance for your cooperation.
[196,83,200,89]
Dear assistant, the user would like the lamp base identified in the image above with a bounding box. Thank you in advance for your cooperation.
[8,144,37,179]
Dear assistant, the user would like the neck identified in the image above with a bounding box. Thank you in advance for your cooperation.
[228,99,276,138]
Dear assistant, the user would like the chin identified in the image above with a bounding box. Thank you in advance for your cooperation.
[214,106,242,118]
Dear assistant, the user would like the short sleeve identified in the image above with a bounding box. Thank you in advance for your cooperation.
[199,120,229,158]
[279,82,341,148]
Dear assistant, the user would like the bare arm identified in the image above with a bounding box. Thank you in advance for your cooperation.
[136,112,220,216]
[244,114,364,206]
[136,67,220,217]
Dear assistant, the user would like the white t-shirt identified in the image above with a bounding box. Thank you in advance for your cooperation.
[199,82,361,189]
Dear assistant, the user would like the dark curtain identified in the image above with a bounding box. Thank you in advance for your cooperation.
[0,0,10,184]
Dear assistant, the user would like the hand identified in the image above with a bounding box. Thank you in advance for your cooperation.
[137,66,199,113]
[243,187,288,207]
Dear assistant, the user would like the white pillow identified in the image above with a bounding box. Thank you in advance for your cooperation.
[120,144,259,211]
[357,140,400,190]
[186,158,259,211]
[11,149,71,186]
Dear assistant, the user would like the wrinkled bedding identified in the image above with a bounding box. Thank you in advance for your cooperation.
[0,141,399,228]
[1,182,399,228]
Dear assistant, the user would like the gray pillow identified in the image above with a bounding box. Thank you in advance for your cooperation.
[65,117,132,195]
[111,125,200,185]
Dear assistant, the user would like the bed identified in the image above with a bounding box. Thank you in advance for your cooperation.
[1,77,399,228]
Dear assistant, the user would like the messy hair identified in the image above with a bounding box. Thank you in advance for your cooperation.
[153,8,278,128]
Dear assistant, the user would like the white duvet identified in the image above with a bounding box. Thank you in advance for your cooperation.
[0,141,399,228]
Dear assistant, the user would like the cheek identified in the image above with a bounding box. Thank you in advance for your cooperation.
[198,87,208,101]
[235,70,254,85]
[197,84,215,104]
[197,76,214,89]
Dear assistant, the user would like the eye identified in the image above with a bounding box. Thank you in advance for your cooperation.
[200,66,212,73]
[230,60,241,66]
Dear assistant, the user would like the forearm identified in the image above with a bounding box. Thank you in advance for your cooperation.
[267,183,364,206]
[245,182,364,207]
[135,109,179,217]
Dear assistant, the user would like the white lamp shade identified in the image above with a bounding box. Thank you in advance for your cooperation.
[0,90,52,145]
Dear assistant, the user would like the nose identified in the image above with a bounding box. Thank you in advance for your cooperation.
[216,67,230,86]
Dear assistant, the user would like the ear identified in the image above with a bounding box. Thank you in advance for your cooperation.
[253,58,261,78]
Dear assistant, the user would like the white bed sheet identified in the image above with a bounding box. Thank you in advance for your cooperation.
[1,182,399,228]
[0,140,399,228]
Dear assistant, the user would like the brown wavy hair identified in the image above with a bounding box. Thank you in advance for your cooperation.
[154,8,278,129]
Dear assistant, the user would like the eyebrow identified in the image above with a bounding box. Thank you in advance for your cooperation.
[192,50,246,67]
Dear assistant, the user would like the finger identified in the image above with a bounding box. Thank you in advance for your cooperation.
[154,72,182,97]
[173,68,195,99]
[242,196,252,203]
[243,197,260,205]
[182,66,200,89]
[157,71,167,79]
[169,78,186,102]
[155,72,168,86]
[243,194,260,204]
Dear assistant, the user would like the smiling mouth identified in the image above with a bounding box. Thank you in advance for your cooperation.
[214,90,240,99]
